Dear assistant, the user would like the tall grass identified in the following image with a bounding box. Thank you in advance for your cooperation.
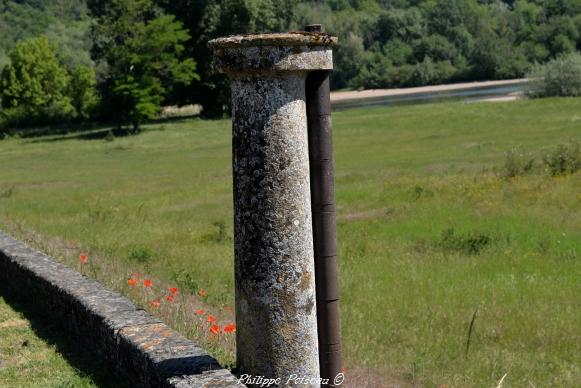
[0,98,579,386]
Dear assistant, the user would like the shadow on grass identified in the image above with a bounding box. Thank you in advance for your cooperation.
[20,114,209,144]
[11,114,204,144]
[0,285,131,388]
[25,127,134,143]
[15,121,114,139]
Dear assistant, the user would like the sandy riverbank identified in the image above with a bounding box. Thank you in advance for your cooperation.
[330,79,527,103]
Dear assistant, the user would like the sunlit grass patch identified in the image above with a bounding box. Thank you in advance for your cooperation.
[0,297,101,387]
[0,97,579,386]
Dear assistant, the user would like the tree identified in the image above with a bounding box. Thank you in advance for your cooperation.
[0,36,73,120]
[333,32,366,89]
[0,0,93,69]
[68,66,98,120]
[89,0,198,130]
[412,34,458,63]
[157,0,294,117]
[374,7,424,45]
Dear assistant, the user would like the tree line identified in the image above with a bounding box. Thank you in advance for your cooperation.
[2,0,581,131]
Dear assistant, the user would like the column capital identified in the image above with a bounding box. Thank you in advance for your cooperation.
[208,32,337,75]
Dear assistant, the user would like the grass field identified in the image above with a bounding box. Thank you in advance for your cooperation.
[0,294,124,387]
[0,98,579,387]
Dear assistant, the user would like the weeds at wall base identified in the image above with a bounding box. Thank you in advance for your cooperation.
[3,222,237,368]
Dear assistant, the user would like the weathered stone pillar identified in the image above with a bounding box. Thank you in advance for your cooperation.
[209,33,337,385]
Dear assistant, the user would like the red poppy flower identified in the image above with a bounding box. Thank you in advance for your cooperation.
[166,295,174,302]
[127,278,138,286]
[79,254,88,264]
[168,287,178,295]
[143,279,153,287]
[209,324,221,335]
[225,306,234,314]
[223,323,236,333]
[207,315,217,323]
[195,309,205,316]
[149,300,160,308]
[198,288,207,297]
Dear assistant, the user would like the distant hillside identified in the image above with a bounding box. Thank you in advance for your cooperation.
[3,0,581,114]
[0,0,92,68]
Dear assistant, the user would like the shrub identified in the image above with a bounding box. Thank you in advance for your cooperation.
[502,147,536,178]
[0,37,99,130]
[384,64,415,87]
[542,139,581,176]
[0,37,73,120]
[410,57,456,86]
[68,66,98,120]
[439,228,494,255]
[526,53,581,97]
[104,130,115,142]
[127,246,154,263]
[171,269,199,293]
[411,185,434,200]
[199,221,229,243]
[0,106,58,131]
[0,185,14,198]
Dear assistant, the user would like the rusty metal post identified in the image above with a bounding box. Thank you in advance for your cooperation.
[304,24,343,386]
[209,33,337,385]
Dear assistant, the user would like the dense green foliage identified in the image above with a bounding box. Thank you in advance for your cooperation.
[526,52,581,97]
[1,37,71,112]
[156,0,581,114]
[4,0,581,119]
[0,37,97,129]
[88,0,199,130]
[156,0,294,116]
[0,0,92,69]
[68,65,99,120]
[291,0,581,89]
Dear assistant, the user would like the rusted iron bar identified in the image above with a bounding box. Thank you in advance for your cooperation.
[305,24,343,387]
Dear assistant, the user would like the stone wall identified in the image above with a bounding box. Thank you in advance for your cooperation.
[0,230,243,387]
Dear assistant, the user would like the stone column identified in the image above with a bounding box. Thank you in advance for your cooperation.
[209,33,337,385]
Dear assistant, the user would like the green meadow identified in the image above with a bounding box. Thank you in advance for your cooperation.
[0,98,579,386]
[0,295,123,387]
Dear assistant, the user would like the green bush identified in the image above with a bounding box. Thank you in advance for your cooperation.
[410,57,456,86]
[198,221,230,243]
[127,246,154,263]
[526,53,581,97]
[68,66,98,120]
[170,269,199,293]
[0,106,53,130]
[439,228,495,255]
[0,37,99,130]
[502,147,536,178]
[542,140,581,176]
[0,37,73,119]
